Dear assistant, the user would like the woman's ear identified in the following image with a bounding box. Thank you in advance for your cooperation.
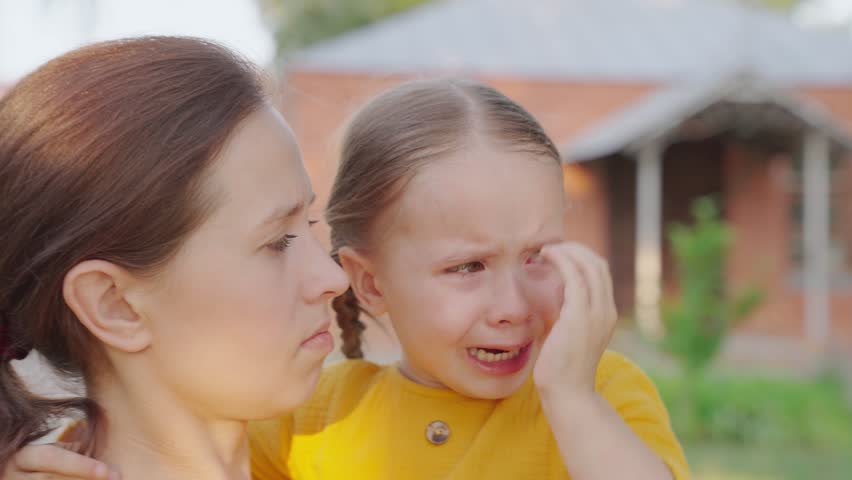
[63,260,152,353]
[338,247,387,317]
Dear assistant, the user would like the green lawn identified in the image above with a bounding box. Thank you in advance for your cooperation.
[687,443,852,480]
[648,371,852,479]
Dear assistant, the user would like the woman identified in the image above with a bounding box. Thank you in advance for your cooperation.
[0,36,348,479]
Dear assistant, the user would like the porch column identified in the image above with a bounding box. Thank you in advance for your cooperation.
[635,140,664,338]
[802,130,831,347]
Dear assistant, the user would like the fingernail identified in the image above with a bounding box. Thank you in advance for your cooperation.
[93,463,108,478]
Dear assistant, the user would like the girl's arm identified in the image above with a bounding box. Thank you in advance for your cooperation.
[535,243,684,480]
[538,363,686,480]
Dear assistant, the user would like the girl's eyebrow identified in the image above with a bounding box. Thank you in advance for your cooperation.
[437,234,562,264]
[437,245,502,265]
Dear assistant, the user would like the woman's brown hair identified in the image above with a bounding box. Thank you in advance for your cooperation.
[0,36,265,467]
[326,78,560,359]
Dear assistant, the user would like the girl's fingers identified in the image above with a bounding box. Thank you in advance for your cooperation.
[542,243,587,315]
[544,243,615,323]
[599,256,615,312]
[567,244,611,318]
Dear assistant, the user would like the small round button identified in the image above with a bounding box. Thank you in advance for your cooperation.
[425,420,450,445]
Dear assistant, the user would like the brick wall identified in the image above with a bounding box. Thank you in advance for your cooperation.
[280,70,852,346]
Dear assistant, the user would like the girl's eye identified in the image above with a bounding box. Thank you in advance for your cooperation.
[308,220,318,227]
[526,250,544,265]
[447,261,485,274]
[269,234,297,252]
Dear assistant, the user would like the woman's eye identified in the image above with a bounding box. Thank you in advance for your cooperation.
[447,261,485,274]
[269,234,297,252]
[308,220,318,227]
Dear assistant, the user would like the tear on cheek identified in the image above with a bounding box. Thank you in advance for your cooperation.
[528,279,562,324]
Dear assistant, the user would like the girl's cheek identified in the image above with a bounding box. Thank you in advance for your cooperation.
[526,268,564,327]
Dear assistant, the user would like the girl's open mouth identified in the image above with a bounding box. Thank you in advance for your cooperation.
[465,342,532,376]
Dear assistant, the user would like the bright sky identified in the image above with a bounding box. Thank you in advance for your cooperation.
[0,0,276,84]
[795,0,852,26]
[1,0,851,84]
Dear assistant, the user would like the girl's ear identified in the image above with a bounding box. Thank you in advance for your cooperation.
[338,246,387,317]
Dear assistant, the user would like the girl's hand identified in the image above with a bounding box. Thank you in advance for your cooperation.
[533,242,617,397]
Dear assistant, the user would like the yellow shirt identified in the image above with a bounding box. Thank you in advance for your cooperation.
[249,351,689,479]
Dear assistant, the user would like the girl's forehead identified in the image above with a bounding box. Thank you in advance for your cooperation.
[383,151,565,245]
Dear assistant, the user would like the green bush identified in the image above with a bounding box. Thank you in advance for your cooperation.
[661,197,764,374]
[261,0,431,52]
[653,372,852,451]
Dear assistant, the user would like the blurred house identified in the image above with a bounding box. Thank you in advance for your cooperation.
[279,0,852,349]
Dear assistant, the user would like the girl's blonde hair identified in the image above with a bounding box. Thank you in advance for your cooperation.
[326,78,561,358]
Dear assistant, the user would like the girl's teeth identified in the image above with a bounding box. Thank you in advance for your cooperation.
[468,347,522,362]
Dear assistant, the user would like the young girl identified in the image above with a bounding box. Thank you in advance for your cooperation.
[0,37,348,479]
[246,79,689,479]
[10,79,689,479]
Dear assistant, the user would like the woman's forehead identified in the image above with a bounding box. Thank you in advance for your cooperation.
[204,107,311,229]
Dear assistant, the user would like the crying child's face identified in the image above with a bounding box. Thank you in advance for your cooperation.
[369,141,566,399]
